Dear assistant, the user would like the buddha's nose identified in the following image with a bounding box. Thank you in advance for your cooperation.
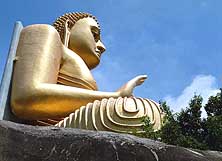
[97,40,106,54]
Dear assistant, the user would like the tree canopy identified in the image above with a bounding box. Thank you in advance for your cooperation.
[140,88,222,151]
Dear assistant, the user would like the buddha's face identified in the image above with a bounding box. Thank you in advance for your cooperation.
[68,17,106,69]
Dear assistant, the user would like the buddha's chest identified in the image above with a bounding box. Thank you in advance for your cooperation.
[57,52,98,91]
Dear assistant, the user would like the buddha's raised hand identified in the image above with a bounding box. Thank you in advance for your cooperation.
[117,75,147,97]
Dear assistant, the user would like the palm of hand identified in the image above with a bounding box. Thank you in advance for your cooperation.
[117,75,147,97]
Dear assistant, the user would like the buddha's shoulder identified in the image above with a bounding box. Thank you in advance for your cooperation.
[21,24,60,38]
[23,24,57,32]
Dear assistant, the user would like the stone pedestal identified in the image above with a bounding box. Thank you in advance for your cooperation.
[0,120,221,161]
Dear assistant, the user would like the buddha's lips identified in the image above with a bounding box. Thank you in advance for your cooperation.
[96,50,101,57]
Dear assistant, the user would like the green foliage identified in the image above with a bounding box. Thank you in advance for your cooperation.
[178,95,204,142]
[160,118,183,145]
[204,88,222,117]
[202,115,222,151]
[141,116,159,139]
[159,101,174,122]
[160,97,207,150]
[138,90,222,151]
[204,116,222,151]
[133,116,160,140]
[176,135,208,150]
[158,101,184,145]
[203,89,222,151]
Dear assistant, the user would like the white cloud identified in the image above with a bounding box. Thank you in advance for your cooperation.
[164,75,219,115]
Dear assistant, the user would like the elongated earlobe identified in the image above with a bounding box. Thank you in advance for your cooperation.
[64,20,70,47]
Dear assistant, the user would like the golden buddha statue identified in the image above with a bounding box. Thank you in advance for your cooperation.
[11,12,164,133]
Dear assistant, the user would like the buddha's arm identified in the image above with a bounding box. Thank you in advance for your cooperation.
[13,83,122,119]
[11,24,146,120]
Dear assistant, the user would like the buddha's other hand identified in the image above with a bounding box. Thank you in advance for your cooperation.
[117,75,147,97]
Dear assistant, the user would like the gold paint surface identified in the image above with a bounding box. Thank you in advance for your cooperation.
[10,12,164,132]
[56,97,164,132]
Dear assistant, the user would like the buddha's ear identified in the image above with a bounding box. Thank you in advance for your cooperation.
[63,19,70,47]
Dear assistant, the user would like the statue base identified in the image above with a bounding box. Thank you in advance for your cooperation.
[0,120,221,161]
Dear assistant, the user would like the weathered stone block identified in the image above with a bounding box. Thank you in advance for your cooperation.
[0,120,222,161]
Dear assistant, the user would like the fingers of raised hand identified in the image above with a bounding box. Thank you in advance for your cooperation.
[135,75,147,86]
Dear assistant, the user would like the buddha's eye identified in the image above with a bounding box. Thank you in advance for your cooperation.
[92,32,99,42]
[91,27,100,42]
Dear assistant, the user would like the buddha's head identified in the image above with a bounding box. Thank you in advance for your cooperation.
[53,12,106,69]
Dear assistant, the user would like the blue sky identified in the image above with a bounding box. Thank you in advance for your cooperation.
[0,0,221,113]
